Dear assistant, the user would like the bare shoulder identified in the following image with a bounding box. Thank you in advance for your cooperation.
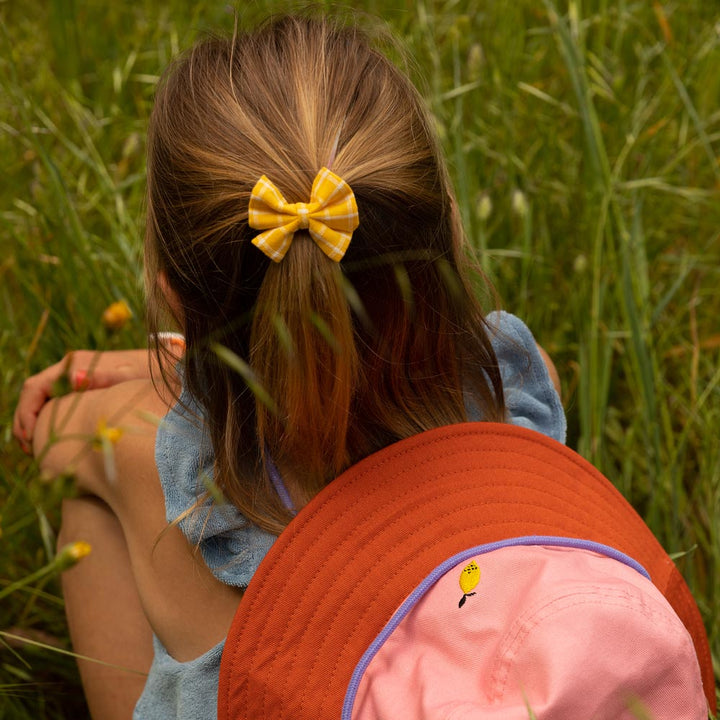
[535,342,562,396]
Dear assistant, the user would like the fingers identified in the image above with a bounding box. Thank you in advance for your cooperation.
[78,363,139,390]
[16,426,31,455]
[70,369,90,391]
[67,353,127,392]
[14,350,154,454]
[13,351,95,452]
[13,357,69,452]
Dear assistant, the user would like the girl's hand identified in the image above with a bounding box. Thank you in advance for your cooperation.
[13,349,153,454]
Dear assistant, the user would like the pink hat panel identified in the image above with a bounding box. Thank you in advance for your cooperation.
[350,544,706,720]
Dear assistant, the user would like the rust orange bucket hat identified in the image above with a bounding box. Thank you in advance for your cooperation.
[218,423,714,718]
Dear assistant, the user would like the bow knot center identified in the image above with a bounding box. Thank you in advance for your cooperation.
[296,205,310,229]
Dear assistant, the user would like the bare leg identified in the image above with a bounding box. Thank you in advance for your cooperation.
[59,496,153,720]
[38,379,243,706]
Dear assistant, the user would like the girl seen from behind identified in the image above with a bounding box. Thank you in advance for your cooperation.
[20,14,688,719]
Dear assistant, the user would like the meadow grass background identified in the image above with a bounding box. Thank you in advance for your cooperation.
[1,0,719,716]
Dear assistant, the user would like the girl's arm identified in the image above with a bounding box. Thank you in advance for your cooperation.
[31,378,171,508]
[14,338,184,453]
[14,350,151,453]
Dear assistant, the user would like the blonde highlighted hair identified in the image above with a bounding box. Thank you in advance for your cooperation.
[146,15,505,534]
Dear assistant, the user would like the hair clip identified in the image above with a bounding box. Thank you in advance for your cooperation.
[248,167,359,262]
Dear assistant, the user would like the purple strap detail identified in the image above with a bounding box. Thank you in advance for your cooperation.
[265,453,296,514]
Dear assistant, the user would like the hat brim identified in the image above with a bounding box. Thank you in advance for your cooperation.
[218,422,714,719]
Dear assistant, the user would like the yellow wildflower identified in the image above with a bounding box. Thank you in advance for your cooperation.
[94,418,124,449]
[55,541,92,571]
[101,300,132,331]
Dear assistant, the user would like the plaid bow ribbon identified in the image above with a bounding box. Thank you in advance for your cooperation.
[247,167,359,263]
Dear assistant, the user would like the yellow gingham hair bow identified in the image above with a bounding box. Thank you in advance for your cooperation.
[248,167,359,263]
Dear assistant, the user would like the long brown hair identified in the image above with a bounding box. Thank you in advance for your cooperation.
[145,15,505,534]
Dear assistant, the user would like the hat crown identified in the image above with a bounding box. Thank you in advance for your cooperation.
[350,542,706,719]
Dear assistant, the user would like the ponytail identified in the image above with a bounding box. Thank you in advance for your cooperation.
[251,241,358,502]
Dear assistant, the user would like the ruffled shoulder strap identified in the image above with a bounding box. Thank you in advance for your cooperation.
[485,310,567,444]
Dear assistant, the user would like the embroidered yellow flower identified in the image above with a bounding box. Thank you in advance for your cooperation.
[458,559,480,608]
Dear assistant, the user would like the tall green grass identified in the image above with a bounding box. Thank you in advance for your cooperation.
[1,0,718,716]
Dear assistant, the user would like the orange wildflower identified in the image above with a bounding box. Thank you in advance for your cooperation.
[101,300,132,330]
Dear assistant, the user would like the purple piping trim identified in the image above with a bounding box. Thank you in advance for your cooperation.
[265,453,296,514]
[341,535,650,720]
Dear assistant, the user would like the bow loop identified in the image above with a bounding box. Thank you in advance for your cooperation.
[248,168,359,262]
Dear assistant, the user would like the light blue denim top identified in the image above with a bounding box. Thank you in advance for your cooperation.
[133,311,566,719]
